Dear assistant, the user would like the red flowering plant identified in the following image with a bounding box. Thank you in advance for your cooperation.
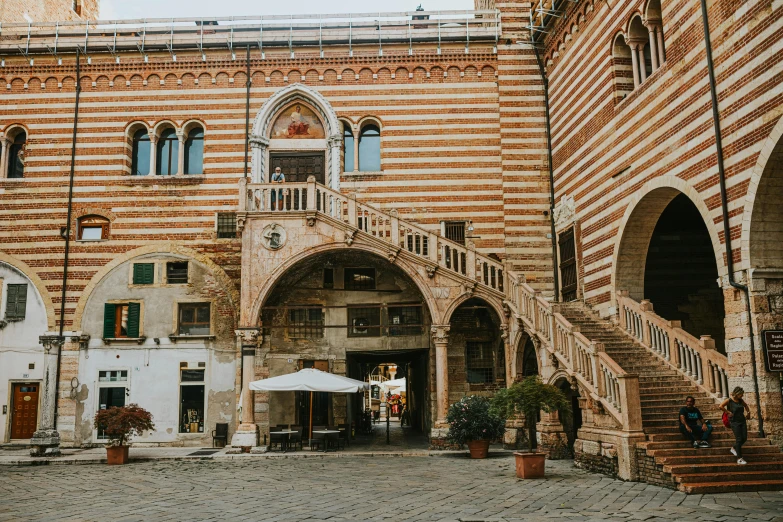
[447,395,506,445]
[93,404,155,447]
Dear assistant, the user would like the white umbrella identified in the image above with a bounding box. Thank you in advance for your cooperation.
[250,369,369,437]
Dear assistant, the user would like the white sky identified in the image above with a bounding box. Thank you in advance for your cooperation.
[101,0,475,21]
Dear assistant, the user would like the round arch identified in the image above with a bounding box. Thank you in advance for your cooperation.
[741,115,783,273]
[0,253,56,329]
[72,245,239,329]
[612,177,725,302]
[247,243,442,327]
[442,291,507,329]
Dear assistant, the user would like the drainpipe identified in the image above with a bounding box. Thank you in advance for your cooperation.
[54,49,81,429]
[243,44,251,179]
[699,0,764,436]
[532,45,561,302]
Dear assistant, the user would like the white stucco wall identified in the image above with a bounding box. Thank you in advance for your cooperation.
[0,262,48,442]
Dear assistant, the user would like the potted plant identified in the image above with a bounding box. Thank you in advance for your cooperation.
[447,395,506,459]
[491,376,570,478]
[93,404,155,465]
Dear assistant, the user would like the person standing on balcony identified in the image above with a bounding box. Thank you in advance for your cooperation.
[679,396,712,448]
[720,387,751,465]
[271,166,285,211]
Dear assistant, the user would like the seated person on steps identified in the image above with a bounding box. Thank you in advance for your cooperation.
[679,396,712,448]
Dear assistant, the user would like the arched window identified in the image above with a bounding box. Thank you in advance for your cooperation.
[157,128,179,176]
[78,215,110,241]
[7,131,27,179]
[131,129,150,176]
[358,124,380,172]
[343,126,355,172]
[612,34,634,102]
[184,127,204,175]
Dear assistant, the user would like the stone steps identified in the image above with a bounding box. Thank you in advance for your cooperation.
[647,445,780,458]
[643,438,771,451]
[664,461,783,475]
[679,479,783,494]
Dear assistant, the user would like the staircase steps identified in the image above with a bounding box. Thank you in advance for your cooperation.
[556,301,783,494]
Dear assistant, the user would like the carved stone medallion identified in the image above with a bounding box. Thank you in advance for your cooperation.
[261,223,287,250]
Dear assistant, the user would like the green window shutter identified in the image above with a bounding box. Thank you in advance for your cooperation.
[15,284,27,319]
[133,263,154,285]
[103,303,116,338]
[126,302,141,338]
[5,284,18,318]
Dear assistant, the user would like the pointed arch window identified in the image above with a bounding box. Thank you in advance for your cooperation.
[157,128,179,176]
[7,131,27,179]
[131,129,151,176]
[358,124,381,172]
[184,128,204,175]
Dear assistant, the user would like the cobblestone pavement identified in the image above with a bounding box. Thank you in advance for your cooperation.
[2,456,783,522]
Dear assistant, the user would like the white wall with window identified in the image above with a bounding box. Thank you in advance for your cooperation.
[0,262,47,442]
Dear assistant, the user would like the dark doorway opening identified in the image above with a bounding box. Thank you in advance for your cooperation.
[558,228,578,302]
[557,380,582,453]
[644,194,725,353]
[269,152,325,184]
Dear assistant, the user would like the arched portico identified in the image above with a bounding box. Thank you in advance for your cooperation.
[250,83,342,189]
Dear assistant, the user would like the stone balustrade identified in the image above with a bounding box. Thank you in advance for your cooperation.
[616,290,729,399]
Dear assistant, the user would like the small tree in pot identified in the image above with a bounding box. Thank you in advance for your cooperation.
[93,404,155,465]
[490,376,571,478]
[447,395,506,459]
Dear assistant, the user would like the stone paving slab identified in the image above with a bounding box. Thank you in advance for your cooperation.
[2,457,783,521]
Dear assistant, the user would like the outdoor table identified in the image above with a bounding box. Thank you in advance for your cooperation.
[270,430,296,452]
[312,430,340,452]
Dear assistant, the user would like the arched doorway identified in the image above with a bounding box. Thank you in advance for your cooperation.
[517,337,539,379]
[556,379,582,453]
[258,249,433,446]
[749,134,783,273]
[616,188,726,352]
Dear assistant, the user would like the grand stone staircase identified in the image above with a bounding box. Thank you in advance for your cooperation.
[559,302,783,494]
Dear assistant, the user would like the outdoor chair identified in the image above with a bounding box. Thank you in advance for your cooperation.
[309,430,325,451]
[325,431,341,451]
[212,423,228,448]
[269,431,288,452]
[338,423,350,447]
[289,427,303,451]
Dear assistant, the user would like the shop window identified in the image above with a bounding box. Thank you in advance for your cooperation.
[184,127,204,174]
[287,306,324,339]
[466,342,494,384]
[78,215,110,241]
[358,124,381,172]
[348,306,381,337]
[323,268,334,289]
[166,262,188,284]
[444,221,466,245]
[97,370,128,439]
[344,267,376,290]
[131,129,151,176]
[388,305,423,336]
[103,303,141,339]
[4,283,28,320]
[343,126,354,172]
[7,131,27,179]
[179,369,205,434]
[216,212,236,239]
[178,303,210,335]
[132,263,155,285]
[156,128,179,175]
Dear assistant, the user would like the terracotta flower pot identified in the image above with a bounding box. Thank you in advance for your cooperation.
[514,451,546,478]
[106,445,129,465]
[467,439,490,459]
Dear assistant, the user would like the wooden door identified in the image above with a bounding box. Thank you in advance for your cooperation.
[558,228,578,302]
[269,152,325,184]
[11,383,39,439]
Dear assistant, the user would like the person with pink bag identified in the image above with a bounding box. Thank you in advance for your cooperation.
[720,387,751,465]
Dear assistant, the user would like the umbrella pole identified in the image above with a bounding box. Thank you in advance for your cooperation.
[309,391,313,440]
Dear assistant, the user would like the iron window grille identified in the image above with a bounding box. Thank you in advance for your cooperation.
[216,213,237,239]
[348,306,381,337]
[167,262,189,284]
[466,341,494,384]
[287,307,325,339]
[444,221,466,245]
[388,305,423,336]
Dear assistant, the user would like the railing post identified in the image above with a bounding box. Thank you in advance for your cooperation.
[466,244,477,279]
[670,320,682,368]
[639,299,653,346]
[428,232,439,263]
[347,194,357,227]
[238,177,247,212]
[617,374,642,431]
[389,209,399,245]
[592,342,603,392]
[306,176,316,210]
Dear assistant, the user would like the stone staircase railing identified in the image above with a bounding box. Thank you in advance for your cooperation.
[616,290,730,400]
[505,272,642,432]
[239,177,505,294]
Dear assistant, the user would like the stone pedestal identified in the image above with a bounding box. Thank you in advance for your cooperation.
[31,335,63,457]
[30,429,61,457]
[536,414,571,459]
[230,423,260,448]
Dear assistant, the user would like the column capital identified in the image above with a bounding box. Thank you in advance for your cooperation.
[327,134,342,148]
[624,36,647,50]
[430,325,450,343]
[235,327,261,347]
[642,16,662,30]
[249,135,269,148]
[500,323,510,342]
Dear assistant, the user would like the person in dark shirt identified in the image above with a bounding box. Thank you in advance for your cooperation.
[679,396,712,448]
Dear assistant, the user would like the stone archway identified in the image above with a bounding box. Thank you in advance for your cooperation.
[250,83,342,189]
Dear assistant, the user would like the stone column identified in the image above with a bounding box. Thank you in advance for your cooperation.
[645,23,659,71]
[656,27,665,66]
[149,136,158,176]
[431,325,450,425]
[231,328,261,448]
[501,324,513,387]
[249,135,269,183]
[30,335,63,457]
[0,136,8,178]
[626,38,641,88]
[328,133,342,190]
[352,124,359,173]
[176,130,185,175]
[637,43,648,82]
